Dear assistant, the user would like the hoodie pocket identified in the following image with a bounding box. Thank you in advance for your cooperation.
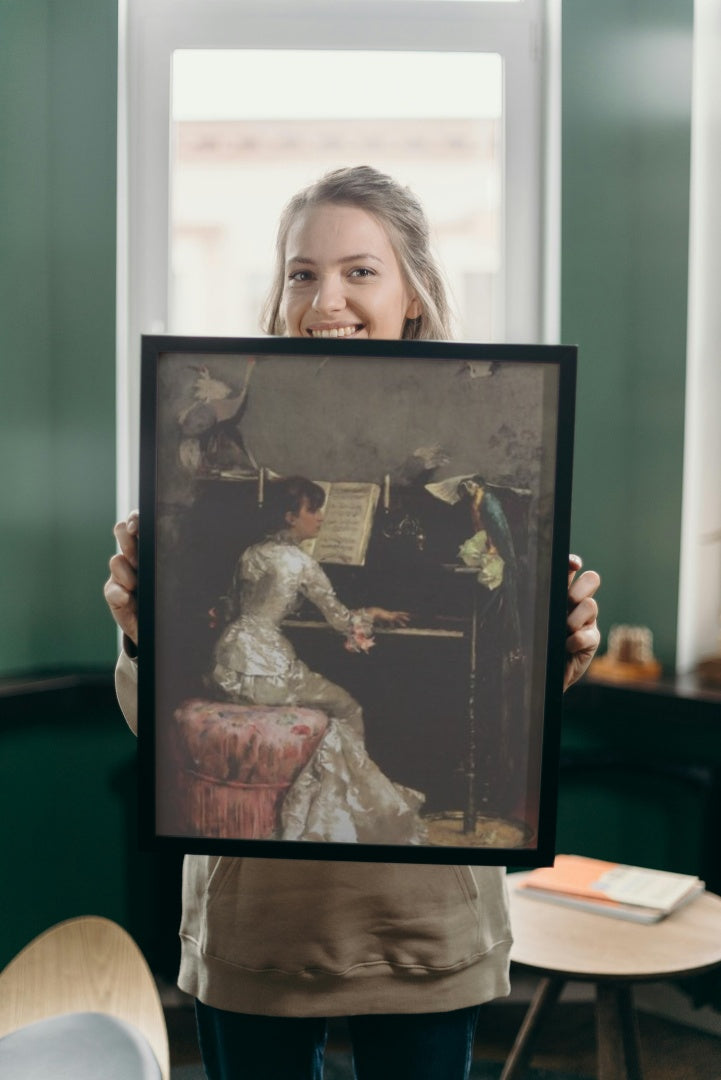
[184,857,509,976]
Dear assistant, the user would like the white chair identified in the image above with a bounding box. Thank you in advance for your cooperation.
[0,915,170,1079]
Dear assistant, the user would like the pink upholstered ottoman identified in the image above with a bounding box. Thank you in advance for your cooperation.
[173,699,329,839]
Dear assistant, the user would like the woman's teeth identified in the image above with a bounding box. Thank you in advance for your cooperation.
[310,325,360,338]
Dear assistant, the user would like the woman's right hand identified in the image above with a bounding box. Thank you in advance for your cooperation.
[366,607,411,628]
[103,510,139,646]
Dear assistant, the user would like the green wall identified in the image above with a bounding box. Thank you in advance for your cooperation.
[562,0,693,669]
[0,0,140,971]
[0,0,118,675]
[0,1,693,676]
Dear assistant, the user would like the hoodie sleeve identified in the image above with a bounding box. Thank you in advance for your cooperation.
[115,646,139,736]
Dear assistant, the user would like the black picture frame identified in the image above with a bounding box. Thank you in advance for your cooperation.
[138,335,576,866]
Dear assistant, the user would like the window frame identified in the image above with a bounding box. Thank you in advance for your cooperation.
[117,0,557,510]
[676,0,721,674]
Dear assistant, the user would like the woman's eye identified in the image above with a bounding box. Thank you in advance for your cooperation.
[288,270,313,283]
[349,267,375,279]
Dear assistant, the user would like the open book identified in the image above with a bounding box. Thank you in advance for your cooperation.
[515,854,704,924]
[301,482,380,566]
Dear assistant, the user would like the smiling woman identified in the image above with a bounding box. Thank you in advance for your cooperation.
[282,205,420,340]
[263,166,451,341]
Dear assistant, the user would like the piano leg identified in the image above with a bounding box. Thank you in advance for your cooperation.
[463,594,478,834]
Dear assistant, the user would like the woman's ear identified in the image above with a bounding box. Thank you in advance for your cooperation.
[406,296,422,320]
[285,509,296,527]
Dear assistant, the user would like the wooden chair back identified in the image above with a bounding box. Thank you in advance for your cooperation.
[0,915,169,1080]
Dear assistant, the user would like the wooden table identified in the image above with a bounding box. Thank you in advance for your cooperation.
[503,874,721,1080]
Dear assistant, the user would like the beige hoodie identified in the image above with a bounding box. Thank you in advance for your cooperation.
[116,651,512,1016]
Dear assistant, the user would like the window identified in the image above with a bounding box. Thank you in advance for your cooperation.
[170,49,503,340]
[118,0,556,509]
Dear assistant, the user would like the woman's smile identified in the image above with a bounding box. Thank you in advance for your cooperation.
[306,323,364,339]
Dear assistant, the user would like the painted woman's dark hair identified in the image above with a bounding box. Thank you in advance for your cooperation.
[264,475,326,533]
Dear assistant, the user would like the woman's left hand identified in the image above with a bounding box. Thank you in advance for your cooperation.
[564,555,601,691]
[367,607,411,628]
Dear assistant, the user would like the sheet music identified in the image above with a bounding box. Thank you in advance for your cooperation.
[302,482,380,565]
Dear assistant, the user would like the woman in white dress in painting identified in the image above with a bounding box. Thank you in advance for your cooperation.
[209,474,426,845]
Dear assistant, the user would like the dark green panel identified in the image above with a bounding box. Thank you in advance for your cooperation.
[0,0,118,674]
[559,682,721,889]
[556,770,708,877]
[562,0,693,668]
[0,687,132,967]
[0,681,185,977]
[47,0,118,666]
[0,2,56,670]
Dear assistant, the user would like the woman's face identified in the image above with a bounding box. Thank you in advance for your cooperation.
[281,203,421,340]
[285,498,324,541]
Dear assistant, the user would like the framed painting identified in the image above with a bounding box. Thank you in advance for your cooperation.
[138,336,576,865]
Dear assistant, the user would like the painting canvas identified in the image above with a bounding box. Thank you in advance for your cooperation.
[138,336,576,865]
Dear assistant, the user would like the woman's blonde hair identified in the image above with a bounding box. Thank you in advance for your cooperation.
[261,165,454,341]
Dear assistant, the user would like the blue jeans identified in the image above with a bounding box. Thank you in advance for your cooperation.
[195,1000,481,1080]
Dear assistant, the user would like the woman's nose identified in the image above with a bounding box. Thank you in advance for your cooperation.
[312,274,345,314]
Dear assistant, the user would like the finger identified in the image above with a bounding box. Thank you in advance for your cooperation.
[113,512,139,567]
[103,577,133,613]
[566,624,601,656]
[566,594,599,634]
[567,553,583,588]
[108,552,137,592]
[376,610,410,624]
[113,524,138,568]
[103,579,139,642]
[568,568,601,607]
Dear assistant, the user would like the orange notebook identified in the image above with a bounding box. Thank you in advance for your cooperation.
[516,855,704,923]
